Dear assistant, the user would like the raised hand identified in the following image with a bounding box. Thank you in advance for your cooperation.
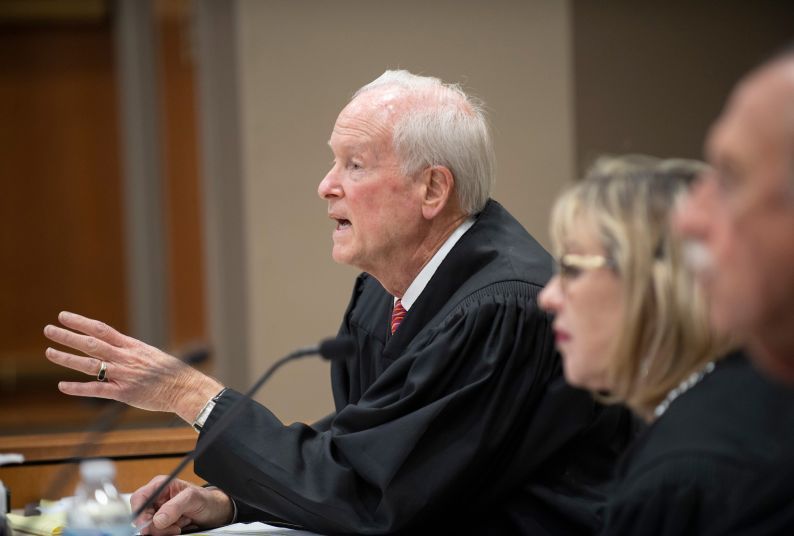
[44,311,224,423]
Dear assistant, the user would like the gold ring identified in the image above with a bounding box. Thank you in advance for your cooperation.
[97,361,108,382]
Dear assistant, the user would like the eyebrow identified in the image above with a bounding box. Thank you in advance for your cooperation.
[327,140,373,159]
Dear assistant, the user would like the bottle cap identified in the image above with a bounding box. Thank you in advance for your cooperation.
[79,458,116,481]
[0,453,24,466]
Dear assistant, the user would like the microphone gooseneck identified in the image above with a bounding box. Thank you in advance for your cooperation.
[132,336,353,521]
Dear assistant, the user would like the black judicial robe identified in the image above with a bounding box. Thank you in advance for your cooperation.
[703,360,794,536]
[194,200,631,535]
[704,457,794,535]
[601,352,794,536]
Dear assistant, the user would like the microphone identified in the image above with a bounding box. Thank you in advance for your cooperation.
[41,345,212,501]
[131,336,354,521]
[317,337,355,362]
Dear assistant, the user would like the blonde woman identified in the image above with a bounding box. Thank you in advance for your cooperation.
[538,155,794,535]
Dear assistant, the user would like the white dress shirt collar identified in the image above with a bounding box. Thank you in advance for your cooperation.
[398,217,475,310]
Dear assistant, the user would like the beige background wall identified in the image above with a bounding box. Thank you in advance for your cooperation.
[232,0,574,423]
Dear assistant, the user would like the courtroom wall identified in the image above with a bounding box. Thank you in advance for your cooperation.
[573,1,794,172]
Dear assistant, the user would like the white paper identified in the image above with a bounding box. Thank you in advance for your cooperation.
[195,522,320,535]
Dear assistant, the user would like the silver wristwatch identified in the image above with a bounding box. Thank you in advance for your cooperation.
[192,388,227,433]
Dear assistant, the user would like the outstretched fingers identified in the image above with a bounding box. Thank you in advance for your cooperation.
[44,347,103,376]
[43,323,125,363]
[44,310,216,415]
[57,311,133,348]
[57,378,120,399]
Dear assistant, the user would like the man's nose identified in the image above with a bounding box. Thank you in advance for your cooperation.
[318,168,342,200]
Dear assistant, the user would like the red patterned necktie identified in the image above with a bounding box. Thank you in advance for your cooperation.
[391,299,407,334]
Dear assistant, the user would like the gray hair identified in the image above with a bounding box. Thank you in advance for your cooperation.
[353,70,495,215]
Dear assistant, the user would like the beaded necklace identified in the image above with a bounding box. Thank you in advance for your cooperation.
[653,361,716,419]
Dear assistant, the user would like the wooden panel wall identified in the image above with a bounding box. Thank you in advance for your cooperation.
[0,21,128,382]
[0,1,207,435]
[158,4,207,349]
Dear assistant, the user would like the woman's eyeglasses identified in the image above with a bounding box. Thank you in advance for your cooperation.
[555,253,615,290]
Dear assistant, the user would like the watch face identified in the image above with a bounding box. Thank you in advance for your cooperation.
[193,399,216,433]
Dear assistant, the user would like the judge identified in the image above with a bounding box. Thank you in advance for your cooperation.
[44,70,629,534]
[539,155,794,535]
[674,46,794,535]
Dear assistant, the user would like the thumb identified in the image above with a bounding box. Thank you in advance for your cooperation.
[153,511,174,529]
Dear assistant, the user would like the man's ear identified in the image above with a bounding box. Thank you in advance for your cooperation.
[421,165,455,219]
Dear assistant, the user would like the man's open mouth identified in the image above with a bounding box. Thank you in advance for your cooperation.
[335,219,351,230]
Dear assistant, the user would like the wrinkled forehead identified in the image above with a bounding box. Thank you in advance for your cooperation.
[329,88,410,150]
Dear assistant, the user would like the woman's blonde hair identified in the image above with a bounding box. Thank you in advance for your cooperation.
[549,154,728,420]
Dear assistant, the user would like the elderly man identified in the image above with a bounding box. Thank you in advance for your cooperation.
[675,48,794,534]
[45,71,628,534]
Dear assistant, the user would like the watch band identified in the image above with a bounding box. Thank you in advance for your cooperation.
[192,388,227,433]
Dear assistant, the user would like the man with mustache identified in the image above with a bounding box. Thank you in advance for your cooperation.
[675,46,794,534]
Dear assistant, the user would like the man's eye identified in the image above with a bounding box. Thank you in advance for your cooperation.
[349,162,362,170]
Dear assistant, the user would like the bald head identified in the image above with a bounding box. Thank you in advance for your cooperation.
[710,54,794,184]
[349,70,495,215]
[675,51,794,384]
[353,70,475,115]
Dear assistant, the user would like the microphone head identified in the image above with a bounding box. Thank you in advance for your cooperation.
[318,336,355,361]
[180,344,211,366]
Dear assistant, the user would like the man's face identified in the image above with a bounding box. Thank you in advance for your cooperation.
[318,91,426,278]
[675,64,794,376]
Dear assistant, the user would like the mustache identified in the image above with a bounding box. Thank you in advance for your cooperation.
[682,239,714,275]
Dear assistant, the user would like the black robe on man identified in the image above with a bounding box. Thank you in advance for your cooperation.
[194,200,632,535]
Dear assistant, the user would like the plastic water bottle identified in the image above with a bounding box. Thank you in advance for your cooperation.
[0,453,24,536]
[65,459,134,536]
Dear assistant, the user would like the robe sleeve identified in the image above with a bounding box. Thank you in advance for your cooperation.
[194,283,577,534]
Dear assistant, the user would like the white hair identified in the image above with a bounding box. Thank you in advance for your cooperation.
[353,70,495,215]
